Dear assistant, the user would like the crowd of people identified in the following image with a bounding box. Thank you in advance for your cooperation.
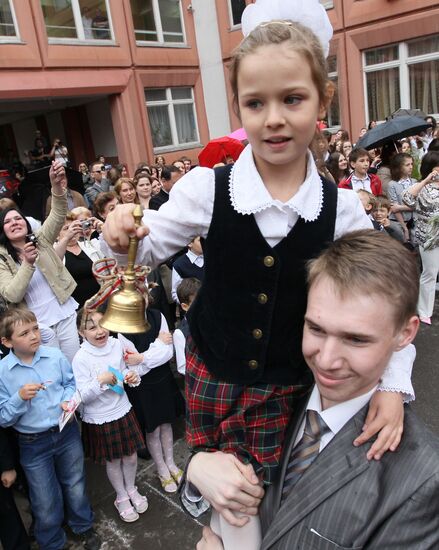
[0,0,438,549]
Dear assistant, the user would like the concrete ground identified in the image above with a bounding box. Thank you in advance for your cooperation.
[11,295,439,550]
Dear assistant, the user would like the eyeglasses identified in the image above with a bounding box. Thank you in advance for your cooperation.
[93,170,102,174]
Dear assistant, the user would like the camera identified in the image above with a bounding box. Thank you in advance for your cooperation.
[25,233,38,245]
[81,220,93,230]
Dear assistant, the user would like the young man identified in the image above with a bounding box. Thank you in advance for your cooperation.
[339,148,383,196]
[191,230,439,550]
[0,308,101,550]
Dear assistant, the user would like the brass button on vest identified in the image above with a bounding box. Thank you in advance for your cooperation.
[257,293,268,304]
[263,255,275,267]
[252,329,263,339]
[248,360,259,370]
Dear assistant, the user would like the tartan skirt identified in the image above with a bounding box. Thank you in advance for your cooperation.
[82,408,145,465]
[185,339,309,484]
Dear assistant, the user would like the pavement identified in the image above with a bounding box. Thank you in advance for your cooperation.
[13,295,439,550]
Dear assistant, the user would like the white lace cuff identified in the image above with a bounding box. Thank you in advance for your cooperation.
[378,344,416,403]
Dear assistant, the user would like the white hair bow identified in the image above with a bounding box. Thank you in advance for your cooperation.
[241,0,333,58]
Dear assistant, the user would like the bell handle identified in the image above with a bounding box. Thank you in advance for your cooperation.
[126,204,144,275]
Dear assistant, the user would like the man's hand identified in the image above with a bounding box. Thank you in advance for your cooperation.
[187,452,264,526]
[49,160,68,195]
[196,527,224,550]
[1,469,17,489]
[102,203,149,253]
[353,391,404,460]
[18,384,43,400]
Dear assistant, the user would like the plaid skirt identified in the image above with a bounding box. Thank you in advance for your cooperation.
[82,408,145,465]
[185,339,309,484]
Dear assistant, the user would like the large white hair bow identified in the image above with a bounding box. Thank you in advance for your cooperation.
[241,0,333,58]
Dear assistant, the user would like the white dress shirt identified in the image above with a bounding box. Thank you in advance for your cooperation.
[350,173,372,193]
[171,250,204,303]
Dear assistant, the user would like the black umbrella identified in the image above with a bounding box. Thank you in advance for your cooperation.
[356,115,431,150]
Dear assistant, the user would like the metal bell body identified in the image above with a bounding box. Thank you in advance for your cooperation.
[100,279,150,334]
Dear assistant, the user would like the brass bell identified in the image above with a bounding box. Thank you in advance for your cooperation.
[100,204,150,334]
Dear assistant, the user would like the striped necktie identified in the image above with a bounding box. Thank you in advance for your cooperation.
[282,409,330,501]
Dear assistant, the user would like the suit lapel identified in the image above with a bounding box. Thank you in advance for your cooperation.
[262,408,372,550]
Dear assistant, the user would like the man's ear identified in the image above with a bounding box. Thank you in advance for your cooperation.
[180,302,189,313]
[1,337,13,350]
[395,315,419,351]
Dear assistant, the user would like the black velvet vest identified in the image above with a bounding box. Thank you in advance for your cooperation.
[189,165,337,385]
[173,254,204,282]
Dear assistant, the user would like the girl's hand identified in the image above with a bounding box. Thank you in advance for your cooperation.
[353,391,404,460]
[49,160,68,195]
[60,401,70,411]
[1,469,17,489]
[159,331,173,345]
[102,203,150,253]
[124,351,143,366]
[21,242,38,265]
[98,372,117,386]
[124,371,138,385]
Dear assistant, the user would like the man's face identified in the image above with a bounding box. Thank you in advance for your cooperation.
[91,164,103,182]
[302,276,417,410]
[351,155,370,176]
[162,171,182,193]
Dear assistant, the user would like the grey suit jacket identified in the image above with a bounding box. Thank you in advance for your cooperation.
[260,399,439,549]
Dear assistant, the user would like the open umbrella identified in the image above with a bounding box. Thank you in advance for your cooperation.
[198,136,245,168]
[228,128,248,141]
[356,115,431,150]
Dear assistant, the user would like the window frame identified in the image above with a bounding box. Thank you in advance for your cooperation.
[363,37,439,124]
[145,86,201,153]
[0,0,20,43]
[319,0,334,9]
[42,0,115,45]
[325,55,341,131]
[133,0,186,47]
[227,0,248,30]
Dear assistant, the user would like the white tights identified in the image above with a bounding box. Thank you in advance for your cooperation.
[145,423,178,478]
[105,452,138,508]
[210,510,261,550]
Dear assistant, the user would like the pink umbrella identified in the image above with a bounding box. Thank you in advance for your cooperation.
[228,128,247,141]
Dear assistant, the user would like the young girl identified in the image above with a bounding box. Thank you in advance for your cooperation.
[102,0,415,546]
[387,153,415,242]
[121,308,185,493]
[72,308,148,523]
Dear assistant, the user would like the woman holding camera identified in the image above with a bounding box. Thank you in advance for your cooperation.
[55,209,103,308]
[50,137,69,167]
[402,151,439,325]
[0,161,80,362]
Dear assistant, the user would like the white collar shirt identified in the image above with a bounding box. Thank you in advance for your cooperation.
[350,173,372,193]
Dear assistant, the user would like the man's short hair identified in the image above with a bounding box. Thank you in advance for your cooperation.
[0,308,37,340]
[307,230,419,330]
[161,165,181,182]
[349,148,370,165]
[373,195,391,211]
[177,277,202,305]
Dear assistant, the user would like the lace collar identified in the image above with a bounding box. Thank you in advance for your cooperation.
[81,336,118,357]
[229,144,324,221]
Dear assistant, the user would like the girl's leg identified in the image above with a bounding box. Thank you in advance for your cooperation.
[210,510,261,550]
[105,459,132,514]
[145,427,171,479]
[159,423,180,477]
[418,246,439,318]
[121,453,148,514]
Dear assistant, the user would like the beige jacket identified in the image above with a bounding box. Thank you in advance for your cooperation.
[0,192,77,306]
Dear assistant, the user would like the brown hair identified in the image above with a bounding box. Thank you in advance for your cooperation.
[373,195,391,212]
[390,153,412,181]
[307,229,419,329]
[114,178,139,204]
[176,277,202,306]
[0,198,17,211]
[0,307,37,340]
[356,189,376,209]
[93,191,118,217]
[132,172,152,188]
[348,147,370,168]
[229,21,332,116]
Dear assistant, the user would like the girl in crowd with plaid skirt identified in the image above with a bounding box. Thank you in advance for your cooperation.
[72,308,148,523]
[102,1,415,546]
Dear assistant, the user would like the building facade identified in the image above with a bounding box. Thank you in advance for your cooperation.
[0,0,438,172]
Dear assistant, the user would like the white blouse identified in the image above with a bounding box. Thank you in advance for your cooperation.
[101,144,414,400]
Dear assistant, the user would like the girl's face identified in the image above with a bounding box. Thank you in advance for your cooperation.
[335,140,342,152]
[79,163,88,173]
[237,43,326,178]
[401,142,410,154]
[119,182,136,204]
[156,156,165,166]
[150,167,158,178]
[338,154,348,170]
[400,158,413,178]
[3,210,28,243]
[80,312,109,348]
[342,142,352,156]
[136,177,152,199]
[121,165,128,178]
[151,179,161,196]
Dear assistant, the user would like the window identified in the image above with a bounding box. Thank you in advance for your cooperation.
[325,55,340,128]
[319,0,334,9]
[40,0,113,42]
[0,0,19,39]
[228,0,247,27]
[363,35,439,122]
[131,0,185,44]
[145,87,199,151]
